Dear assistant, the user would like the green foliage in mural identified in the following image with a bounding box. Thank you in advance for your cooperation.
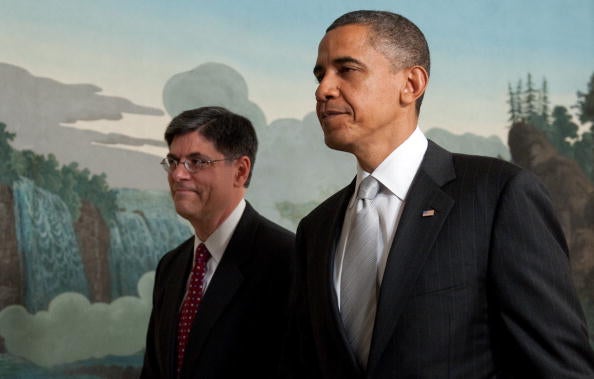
[0,123,18,184]
[508,72,594,181]
[577,73,594,126]
[0,122,117,222]
[275,200,319,225]
[550,106,580,157]
[575,73,594,179]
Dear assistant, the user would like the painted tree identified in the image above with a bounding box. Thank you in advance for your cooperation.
[574,73,594,180]
[507,83,520,124]
[540,78,550,126]
[577,73,594,126]
[516,79,524,120]
[507,72,594,181]
[574,133,593,180]
[0,122,18,184]
[529,76,551,134]
[508,74,550,130]
[550,106,579,157]
[524,73,539,124]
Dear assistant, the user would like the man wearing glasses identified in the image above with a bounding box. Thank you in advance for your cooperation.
[141,106,295,379]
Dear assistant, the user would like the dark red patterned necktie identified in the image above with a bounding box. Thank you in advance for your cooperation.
[176,243,210,376]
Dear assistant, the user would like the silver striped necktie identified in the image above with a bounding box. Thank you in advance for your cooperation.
[340,175,382,368]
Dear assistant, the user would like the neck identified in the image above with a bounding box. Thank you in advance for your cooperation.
[355,123,417,172]
[192,194,244,241]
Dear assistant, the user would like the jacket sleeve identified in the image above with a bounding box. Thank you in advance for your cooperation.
[279,220,324,379]
[489,169,594,377]
[140,259,166,379]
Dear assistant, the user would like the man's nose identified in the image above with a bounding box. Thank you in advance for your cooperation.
[315,75,339,102]
[170,162,191,181]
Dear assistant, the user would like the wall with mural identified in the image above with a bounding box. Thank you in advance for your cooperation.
[0,1,593,377]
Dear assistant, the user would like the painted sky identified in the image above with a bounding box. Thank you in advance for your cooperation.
[1,0,593,148]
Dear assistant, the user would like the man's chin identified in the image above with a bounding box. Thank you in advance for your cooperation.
[323,135,353,153]
[174,201,198,220]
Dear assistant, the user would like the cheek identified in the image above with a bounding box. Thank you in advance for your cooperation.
[342,85,368,115]
[316,101,323,114]
[357,83,397,117]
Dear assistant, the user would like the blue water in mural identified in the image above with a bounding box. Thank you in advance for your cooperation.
[109,211,160,298]
[0,353,142,378]
[12,178,90,312]
[3,181,190,377]
[109,188,192,298]
[10,179,191,310]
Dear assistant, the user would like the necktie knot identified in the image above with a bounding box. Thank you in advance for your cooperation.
[195,243,210,267]
[358,176,380,200]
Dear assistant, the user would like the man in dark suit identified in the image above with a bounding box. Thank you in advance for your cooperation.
[283,10,594,378]
[141,106,294,378]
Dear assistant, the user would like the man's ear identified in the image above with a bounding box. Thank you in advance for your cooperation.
[400,66,429,107]
[234,156,251,187]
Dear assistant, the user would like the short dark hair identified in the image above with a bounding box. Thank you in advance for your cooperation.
[327,10,430,114]
[164,106,258,186]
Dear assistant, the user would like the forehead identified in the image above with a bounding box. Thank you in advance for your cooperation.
[317,24,373,60]
[168,131,220,156]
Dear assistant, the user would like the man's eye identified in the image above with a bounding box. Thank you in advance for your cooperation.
[339,66,355,74]
[188,159,204,168]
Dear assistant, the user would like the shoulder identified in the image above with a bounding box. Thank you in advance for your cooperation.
[155,236,193,273]
[423,141,550,208]
[443,150,556,225]
[244,202,295,248]
[436,141,544,193]
[256,213,296,245]
[301,181,353,224]
[426,139,522,181]
[451,152,544,191]
[238,205,295,273]
[452,152,520,174]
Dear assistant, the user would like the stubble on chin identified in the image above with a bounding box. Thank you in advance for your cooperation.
[174,201,201,225]
[321,124,354,153]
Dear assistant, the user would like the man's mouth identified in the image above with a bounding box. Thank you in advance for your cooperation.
[173,187,197,194]
[320,109,349,119]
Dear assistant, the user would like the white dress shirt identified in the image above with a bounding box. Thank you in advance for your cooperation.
[333,128,428,307]
[190,199,246,293]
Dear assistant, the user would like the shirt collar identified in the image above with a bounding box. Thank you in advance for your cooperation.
[193,199,246,264]
[353,127,428,204]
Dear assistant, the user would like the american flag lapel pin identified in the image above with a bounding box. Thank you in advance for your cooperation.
[422,209,436,217]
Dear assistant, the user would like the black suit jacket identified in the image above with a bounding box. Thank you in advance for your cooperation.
[284,141,594,378]
[141,202,295,379]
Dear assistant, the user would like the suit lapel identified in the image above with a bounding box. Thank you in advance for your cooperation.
[308,180,366,374]
[367,141,456,373]
[159,238,194,376]
[181,203,259,372]
[308,182,351,332]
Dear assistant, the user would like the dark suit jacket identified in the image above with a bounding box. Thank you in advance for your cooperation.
[283,141,594,378]
[141,202,295,379]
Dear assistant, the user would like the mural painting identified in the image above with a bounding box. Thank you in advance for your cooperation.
[0,1,592,377]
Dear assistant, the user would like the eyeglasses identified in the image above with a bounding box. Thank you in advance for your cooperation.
[160,156,236,174]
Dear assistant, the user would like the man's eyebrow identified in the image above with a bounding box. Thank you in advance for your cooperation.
[313,56,365,75]
[166,152,208,159]
[334,56,364,66]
